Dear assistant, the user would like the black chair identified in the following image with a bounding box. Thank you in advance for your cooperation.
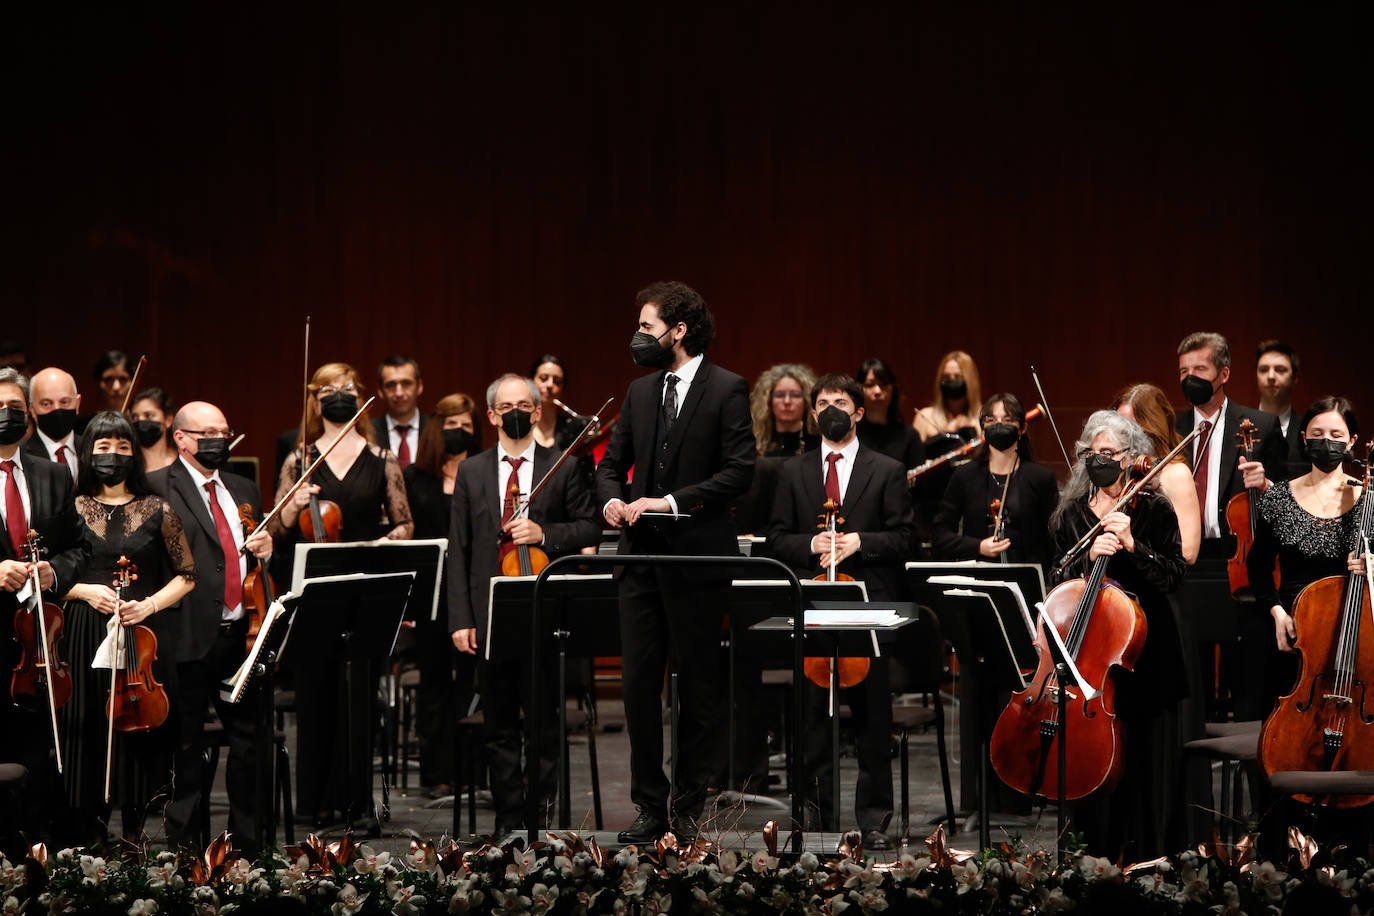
[889,605,956,840]
[1183,721,1261,842]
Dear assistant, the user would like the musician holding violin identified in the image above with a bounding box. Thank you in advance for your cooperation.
[446,373,600,836]
[766,372,916,849]
[58,411,195,845]
[1046,410,1186,859]
[932,393,1058,569]
[146,400,273,853]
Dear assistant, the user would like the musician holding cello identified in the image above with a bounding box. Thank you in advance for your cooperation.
[766,372,915,849]
[58,411,195,845]
[147,400,273,854]
[1047,410,1185,859]
[447,373,600,836]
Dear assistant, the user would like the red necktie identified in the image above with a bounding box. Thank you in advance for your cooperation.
[825,452,843,504]
[1194,419,1212,513]
[205,480,243,612]
[1,460,26,556]
[501,456,525,527]
[395,424,412,469]
[55,445,69,469]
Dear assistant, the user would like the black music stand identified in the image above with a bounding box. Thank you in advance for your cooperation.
[291,539,447,623]
[485,573,621,830]
[907,562,1042,850]
[277,571,415,831]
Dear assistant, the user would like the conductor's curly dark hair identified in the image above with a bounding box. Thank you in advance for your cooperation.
[635,281,715,357]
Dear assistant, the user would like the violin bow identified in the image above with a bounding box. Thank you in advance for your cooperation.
[1190,410,1222,476]
[297,317,312,477]
[23,532,63,773]
[1030,365,1073,471]
[508,397,615,522]
[244,396,378,551]
[118,355,148,413]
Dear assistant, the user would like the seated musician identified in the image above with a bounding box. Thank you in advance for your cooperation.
[912,350,981,443]
[766,372,915,850]
[1051,410,1185,860]
[447,373,600,836]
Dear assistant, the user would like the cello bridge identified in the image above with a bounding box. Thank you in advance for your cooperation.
[1322,694,1352,707]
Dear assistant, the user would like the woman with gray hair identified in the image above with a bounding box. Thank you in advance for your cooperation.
[1049,409,1186,861]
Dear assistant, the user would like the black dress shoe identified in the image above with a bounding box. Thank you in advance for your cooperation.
[862,829,893,851]
[617,810,668,845]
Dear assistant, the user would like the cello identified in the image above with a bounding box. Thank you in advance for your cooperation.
[1226,418,1278,597]
[11,530,71,772]
[103,555,170,802]
[803,499,868,690]
[1258,443,1374,806]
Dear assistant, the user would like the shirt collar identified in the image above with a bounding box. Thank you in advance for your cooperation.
[178,454,225,491]
[666,354,704,386]
[498,440,536,464]
[35,427,74,452]
[388,413,418,431]
[1194,396,1229,426]
[824,436,861,465]
[0,448,24,473]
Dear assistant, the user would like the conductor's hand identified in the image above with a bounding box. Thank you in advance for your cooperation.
[503,518,543,546]
[245,528,273,561]
[1239,458,1270,493]
[979,536,1011,558]
[603,499,628,529]
[1271,605,1297,653]
[1089,532,1122,561]
[0,560,28,592]
[280,483,321,527]
[624,497,670,526]
[452,628,478,654]
[1099,511,1135,553]
[818,533,861,567]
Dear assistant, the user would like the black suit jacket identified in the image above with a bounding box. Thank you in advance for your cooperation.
[594,358,755,559]
[21,431,81,473]
[148,460,263,662]
[446,444,600,643]
[372,414,428,452]
[1175,399,1287,539]
[1279,407,1306,481]
[766,445,915,602]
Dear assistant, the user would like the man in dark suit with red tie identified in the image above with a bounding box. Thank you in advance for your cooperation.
[595,281,756,844]
[448,373,600,836]
[766,372,915,849]
[147,400,274,853]
[0,367,90,840]
[372,355,426,470]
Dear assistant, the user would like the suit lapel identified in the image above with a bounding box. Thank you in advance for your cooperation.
[172,462,220,543]
[843,448,876,514]
[801,452,827,519]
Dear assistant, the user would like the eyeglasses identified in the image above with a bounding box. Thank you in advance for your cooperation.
[981,416,1013,425]
[495,402,535,413]
[318,383,358,396]
[771,391,806,402]
[1077,447,1127,461]
[182,428,235,439]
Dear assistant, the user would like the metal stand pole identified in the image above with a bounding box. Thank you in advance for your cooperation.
[1055,661,1069,860]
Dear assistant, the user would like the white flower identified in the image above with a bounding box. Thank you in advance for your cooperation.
[448,880,484,913]
[749,850,778,874]
[848,888,888,912]
[330,883,368,916]
[355,845,392,875]
[491,888,532,915]
[277,853,310,885]
[736,881,755,901]
[80,856,108,885]
[409,845,440,873]
[1250,860,1287,901]
[145,862,182,889]
[128,900,158,916]
[3,896,21,916]
[717,850,739,877]
[841,861,883,891]
[894,854,930,881]
[529,883,559,916]
[1078,855,1120,881]
[645,892,672,914]
[225,859,253,887]
[613,848,638,869]
[1039,886,1071,913]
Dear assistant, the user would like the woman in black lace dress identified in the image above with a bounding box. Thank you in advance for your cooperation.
[59,412,196,845]
[270,362,413,831]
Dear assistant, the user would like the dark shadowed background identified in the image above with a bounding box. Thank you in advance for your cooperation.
[5,3,1371,495]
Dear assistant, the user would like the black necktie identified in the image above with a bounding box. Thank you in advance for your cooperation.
[664,373,679,430]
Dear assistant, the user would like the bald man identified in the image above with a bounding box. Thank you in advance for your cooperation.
[147,400,273,853]
[21,368,81,478]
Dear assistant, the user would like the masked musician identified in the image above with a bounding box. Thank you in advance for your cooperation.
[0,367,89,840]
[447,374,600,835]
[766,372,915,849]
[23,367,82,479]
[1111,384,1201,565]
[596,281,755,844]
[148,401,273,854]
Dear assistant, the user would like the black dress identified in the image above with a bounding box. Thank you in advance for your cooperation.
[1052,489,1186,859]
[932,458,1059,571]
[60,495,195,842]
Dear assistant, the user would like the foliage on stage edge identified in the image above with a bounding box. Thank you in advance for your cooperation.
[3,824,1373,915]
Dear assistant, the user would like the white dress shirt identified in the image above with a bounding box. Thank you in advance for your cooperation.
[179,456,248,620]
[497,441,537,516]
[0,449,33,537]
[658,354,703,516]
[1276,408,1292,439]
[1193,398,1228,540]
[387,413,421,459]
[34,428,77,480]
[819,436,861,502]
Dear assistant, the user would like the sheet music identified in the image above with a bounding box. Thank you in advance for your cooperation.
[928,574,1035,636]
[226,599,288,703]
[941,588,1029,689]
[801,609,904,627]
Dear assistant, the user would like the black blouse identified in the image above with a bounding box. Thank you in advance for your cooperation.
[1247,481,1364,612]
[932,459,1059,569]
[856,418,925,471]
[402,466,450,540]
[271,442,413,542]
[1052,489,1187,715]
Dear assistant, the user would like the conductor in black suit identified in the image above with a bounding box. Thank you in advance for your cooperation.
[1175,331,1288,721]
[595,281,755,844]
[0,367,89,842]
[447,373,600,835]
[766,373,915,848]
[147,400,275,854]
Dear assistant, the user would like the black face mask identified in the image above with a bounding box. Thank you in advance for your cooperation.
[193,437,231,470]
[500,408,533,440]
[90,453,133,486]
[629,329,674,369]
[816,406,854,442]
[1085,453,1125,489]
[443,428,475,456]
[35,408,77,441]
[133,420,164,448]
[320,391,358,424]
[0,407,28,446]
[940,377,967,401]
[1305,438,1348,473]
[984,422,1020,452]
[1181,374,1216,407]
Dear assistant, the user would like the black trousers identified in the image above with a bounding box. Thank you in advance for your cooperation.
[164,620,260,854]
[478,655,557,828]
[618,565,726,823]
[802,657,893,833]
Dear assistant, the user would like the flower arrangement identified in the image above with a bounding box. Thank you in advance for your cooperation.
[2,825,1371,914]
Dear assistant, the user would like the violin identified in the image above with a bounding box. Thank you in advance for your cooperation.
[1258,443,1374,807]
[238,503,276,654]
[1226,418,1278,597]
[104,555,170,801]
[297,451,343,543]
[11,530,71,772]
[989,458,1017,565]
[989,457,1153,800]
[803,499,868,689]
[907,405,1043,485]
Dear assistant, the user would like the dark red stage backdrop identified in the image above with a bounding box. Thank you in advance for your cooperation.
[6,4,1371,497]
